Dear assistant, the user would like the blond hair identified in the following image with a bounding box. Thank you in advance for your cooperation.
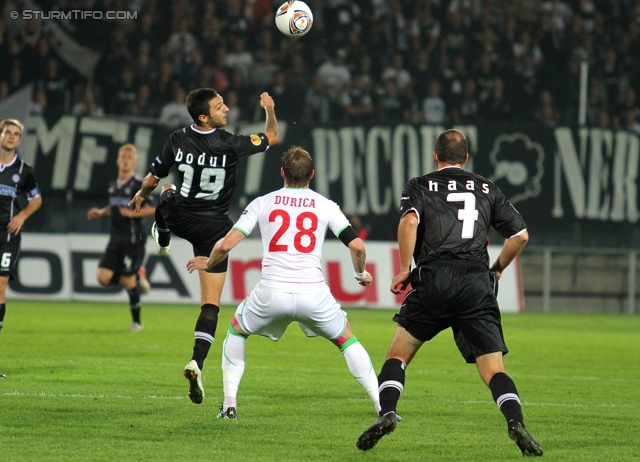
[0,119,24,136]
[119,143,137,157]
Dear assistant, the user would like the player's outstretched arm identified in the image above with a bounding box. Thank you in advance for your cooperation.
[260,92,278,146]
[489,230,529,280]
[186,228,247,273]
[87,206,110,220]
[129,173,159,213]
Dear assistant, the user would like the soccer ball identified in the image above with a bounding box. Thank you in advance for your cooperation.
[275,1,313,37]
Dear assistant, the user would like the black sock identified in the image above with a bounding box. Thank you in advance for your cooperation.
[0,302,5,329]
[489,372,524,425]
[126,288,141,324]
[378,358,406,415]
[154,207,171,247]
[191,304,219,369]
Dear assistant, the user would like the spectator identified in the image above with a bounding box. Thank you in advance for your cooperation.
[108,67,137,115]
[72,88,105,117]
[343,75,375,125]
[131,85,157,118]
[317,50,352,120]
[167,17,198,70]
[422,80,446,124]
[410,5,441,54]
[159,86,191,127]
[377,79,405,124]
[303,73,331,125]
[479,77,511,121]
[381,52,412,93]
[453,77,480,124]
[36,57,69,114]
[225,90,242,124]
[226,37,253,83]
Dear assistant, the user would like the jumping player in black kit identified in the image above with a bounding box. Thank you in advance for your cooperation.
[356,129,542,456]
[0,119,42,341]
[87,144,155,332]
[130,88,278,405]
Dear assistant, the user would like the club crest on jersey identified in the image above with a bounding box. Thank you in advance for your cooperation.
[250,134,261,146]
[12,174,20,182]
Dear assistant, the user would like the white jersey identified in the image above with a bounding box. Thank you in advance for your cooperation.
[234,187,350,283]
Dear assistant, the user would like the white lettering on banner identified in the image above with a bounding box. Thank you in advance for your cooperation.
[340,127,368,215]
[313,128,342,199]
[23,116,77,189]
[554,127,640,223]
[312,124,478,217]
[8,234,522,312]
[74,137,108,190]
[133,126,153,179]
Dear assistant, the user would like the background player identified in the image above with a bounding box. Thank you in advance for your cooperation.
[0,119,42,337]
[87,144,155,332]
[129,88,278,404]
[356,129,542,456]
[187,146,380,419]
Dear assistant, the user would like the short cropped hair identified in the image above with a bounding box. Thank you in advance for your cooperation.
[282,146,313,188]
[434,129,468,164]
[119,143,137,157]
[0,119,24,136]
[186,88,218,125]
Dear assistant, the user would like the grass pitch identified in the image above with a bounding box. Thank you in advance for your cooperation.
[1,301,639,461]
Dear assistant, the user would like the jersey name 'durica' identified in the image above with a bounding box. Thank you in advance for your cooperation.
[150,127,270,216]
[400,167,526,267]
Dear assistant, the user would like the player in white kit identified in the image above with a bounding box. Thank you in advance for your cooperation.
[187,146,380,419]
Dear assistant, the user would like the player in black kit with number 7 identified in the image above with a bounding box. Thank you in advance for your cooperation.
[356,129,542,456]
[129,88,278,405]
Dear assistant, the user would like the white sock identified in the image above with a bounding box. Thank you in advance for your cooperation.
[342,339,381,413]
[221,328,247,410]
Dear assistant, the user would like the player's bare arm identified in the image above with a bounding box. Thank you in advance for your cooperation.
[489,230,529,280]
[87,206,110,220]
[119,204,155,218]
[129,173,159,213]
[260,92,279,146]
[7,194,41,235]
[348,238,373,286]
[391,211,418,294]
[186,228,247,273]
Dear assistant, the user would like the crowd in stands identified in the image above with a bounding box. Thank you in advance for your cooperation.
[1,0,640,133]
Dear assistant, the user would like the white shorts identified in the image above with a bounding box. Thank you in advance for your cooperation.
[234,280,347,341]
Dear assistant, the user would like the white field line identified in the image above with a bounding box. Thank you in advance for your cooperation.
[2,391,639,409]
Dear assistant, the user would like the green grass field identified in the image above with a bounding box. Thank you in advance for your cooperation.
[1,301,639,461]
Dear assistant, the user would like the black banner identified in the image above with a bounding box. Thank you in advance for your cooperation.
[21,116,640,248]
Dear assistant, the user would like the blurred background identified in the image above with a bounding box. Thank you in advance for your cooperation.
[1,0,640,313]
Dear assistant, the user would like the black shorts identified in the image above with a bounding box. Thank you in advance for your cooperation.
[393,260,507,364]
[99,239,145,276]
[159,189,232,273]
[0,233,21,278]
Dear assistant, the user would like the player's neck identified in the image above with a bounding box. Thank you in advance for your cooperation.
[192,123,216,133]
[118,171,133,183]
[436,163,463,170]
[0,149,16,165]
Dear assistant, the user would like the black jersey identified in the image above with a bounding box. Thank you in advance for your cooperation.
[149,125,270,216]
[0,155,40,227]
[108,176,150,243]
[399,166,526,267]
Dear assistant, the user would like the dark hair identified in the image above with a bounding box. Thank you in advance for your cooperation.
[282,146,313,187]
[434,129,468,164]
[186,88,218,125]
